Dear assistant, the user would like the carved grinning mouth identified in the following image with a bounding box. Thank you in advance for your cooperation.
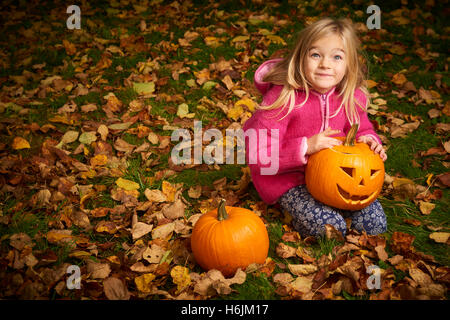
[337,185,373,202]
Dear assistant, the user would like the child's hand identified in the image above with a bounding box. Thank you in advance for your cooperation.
[306,127,342,155]
[357,135,387,161]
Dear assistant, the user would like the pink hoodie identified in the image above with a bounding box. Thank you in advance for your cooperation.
[243,59,381,204]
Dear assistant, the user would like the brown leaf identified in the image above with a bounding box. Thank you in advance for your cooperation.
[392,73,407,86]
[144,188,167,202]
[103,277,130,300]
[288,264,318,276]
[95,221,118,234]
[113,138,135,153]
[151,222,175,240]
[276,243,296,259]
[87,260,111,279]
[391,231,415,255]
[131,219,153,241]
[324,224,345,242]
[142,244,165,264]
[161,198,186,220]
[10,233,33,251]
[374,245,388,261]
[436,172,450,187]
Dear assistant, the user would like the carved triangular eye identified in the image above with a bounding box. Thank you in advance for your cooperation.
[371,169,380,177]
[341,167,355,178]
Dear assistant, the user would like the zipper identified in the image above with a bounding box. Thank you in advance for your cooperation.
[320,93,327,131]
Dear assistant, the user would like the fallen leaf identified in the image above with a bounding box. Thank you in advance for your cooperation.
[276,242,296,259]
[374,245,388,261]
[134,273,156,293]
[81,104,97,113]
[419,201,436,215]
[87,260,111,279]
[151,222,175,240]
[10,233,33,251]
[144,189,167,202]
[429,232,450,244]
[392,73,407,86]
[142,244,165,264]
[79,131,97,145]
[116,177,140,191]
[114,138,135,153]
[289,275,313,294]
[391,231,415,255]
[12,137,31,150]
[104,277,131,300]
[176,103,195,119]
[170,266,191,294]
[95,221,118,234]
[288,264,318,276]
[133,82,155,95]
[58,131,79,146]
[187,185,202,199]
[161,198,186,220]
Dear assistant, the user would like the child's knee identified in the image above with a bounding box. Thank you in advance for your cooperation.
[352,201,387,235]
[292,208,347,238]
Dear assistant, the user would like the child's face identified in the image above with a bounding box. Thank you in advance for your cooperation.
[304,34,347,94]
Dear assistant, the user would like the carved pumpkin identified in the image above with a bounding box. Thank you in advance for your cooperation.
[190,199,269,277]
[305,124,385,210]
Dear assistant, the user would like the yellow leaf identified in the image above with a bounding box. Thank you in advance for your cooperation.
[12,137,30,150]
[134,273,156,293]
[419,201,435,215]
[80,169,96,179]
[162,181,177,202]
[170,266,191,294]
[426,174,434,186]
[176,103,195,119]
[90,154,108,167]
[46,230,74,244]
[365,80,378,89]
[392,73,407,86]
[429,232,450,244]
[204,36,222,48]
[227,104,244,121]
[266,34,286,45]
[133,82,155,95]
[49,114,73,125]
[392,177,415,188]
[115,177,140,191]
[232,35,250,43]
[235,98,257,112]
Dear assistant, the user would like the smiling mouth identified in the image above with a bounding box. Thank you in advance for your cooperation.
[316,74,333,77]
[337,185,372,202]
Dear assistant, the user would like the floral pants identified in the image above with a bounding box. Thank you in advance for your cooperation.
[279,185,387,238]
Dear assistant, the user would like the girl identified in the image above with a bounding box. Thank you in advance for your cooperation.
[244,18,387,238]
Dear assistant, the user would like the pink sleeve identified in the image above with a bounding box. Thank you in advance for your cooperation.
[244,116,309,176]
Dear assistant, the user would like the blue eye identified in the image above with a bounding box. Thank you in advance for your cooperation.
[311,53,320,58]
[334,55,343,60]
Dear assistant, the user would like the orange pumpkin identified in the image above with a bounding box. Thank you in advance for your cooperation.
[305,124,385,210]
[190,199,269,277]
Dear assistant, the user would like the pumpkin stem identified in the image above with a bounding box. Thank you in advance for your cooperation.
[344,123,359,146]
[217,199,228,221]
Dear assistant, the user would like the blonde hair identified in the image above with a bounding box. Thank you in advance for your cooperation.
[260,17,369,123]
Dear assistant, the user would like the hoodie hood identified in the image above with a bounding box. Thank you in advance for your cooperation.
[253,58,283,95]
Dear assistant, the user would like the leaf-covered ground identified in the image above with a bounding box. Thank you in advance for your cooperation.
[0,0,449,300]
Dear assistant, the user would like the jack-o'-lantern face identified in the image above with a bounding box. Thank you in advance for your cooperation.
[305,138,385,211]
